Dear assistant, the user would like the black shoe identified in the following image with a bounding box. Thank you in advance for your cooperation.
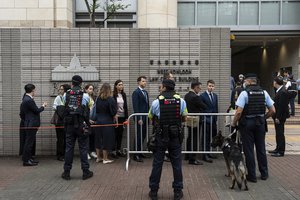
[133,155,143,162]
[188,160,203,165]
[61,171,71,180]
[140,153,151,158]
[164,155,171,162]
[261,175,269,180]
[202,156,213,163]
[110,153,119,159]
[246,175,257,183]
[82,170,93,180]
[174,190,183,200]
[57,156,64,161]
[184,155,189,161]
[149,190,158,200]
[116,150,125,157]
[208,154,218,159]
[271,152,284,157]
[29,159,39,164]
[268,149,278,154]
[23,160,38,166]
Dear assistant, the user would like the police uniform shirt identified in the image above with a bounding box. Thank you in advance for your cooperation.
[148,97,188,119]
[236,90,274,110]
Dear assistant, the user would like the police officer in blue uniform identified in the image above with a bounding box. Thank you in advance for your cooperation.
[148,79,187,200]
[231,73,275,182]
[61,75,93,180]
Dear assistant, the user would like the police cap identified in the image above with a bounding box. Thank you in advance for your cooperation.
[162,79,175,90]
[72,75,83,84]
[244,73,257,80]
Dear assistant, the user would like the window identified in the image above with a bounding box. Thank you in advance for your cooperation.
[178,2,195,26]
[239,2,259,25]
[218,2,237,25]
[197,2,216,25]
[282,1,300,24]
[261,2,280,25]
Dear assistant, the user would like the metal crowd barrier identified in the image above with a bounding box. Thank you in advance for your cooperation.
[126,112,235,171]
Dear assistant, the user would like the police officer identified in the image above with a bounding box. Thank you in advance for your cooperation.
[231,73,275,182]
[61,75,93,180]
[148,79,187,200]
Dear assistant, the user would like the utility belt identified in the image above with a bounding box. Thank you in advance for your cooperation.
[155,124,183,143]
[64,114,84,128]
[239,115,265,126]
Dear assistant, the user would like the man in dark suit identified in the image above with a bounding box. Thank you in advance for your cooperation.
[132,76,149,162]
[269,76,290,157]
[200,80,218,163]
[184,81,207,165]
[21,84,47,166]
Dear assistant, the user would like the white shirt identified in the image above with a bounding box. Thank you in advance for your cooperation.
[53,95,64,110]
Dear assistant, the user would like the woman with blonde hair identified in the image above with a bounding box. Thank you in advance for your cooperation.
[94,83,117,164]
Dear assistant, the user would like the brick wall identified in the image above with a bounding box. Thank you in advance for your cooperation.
[0,28,230,155]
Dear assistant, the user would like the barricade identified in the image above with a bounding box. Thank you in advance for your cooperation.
[125,112,235,171]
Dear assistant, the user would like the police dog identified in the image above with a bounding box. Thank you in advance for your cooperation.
[211,131,248,190]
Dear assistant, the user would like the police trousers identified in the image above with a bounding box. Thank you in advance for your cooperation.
[64,124,89,172]
[240,117,268,179]
[149,134,183,191]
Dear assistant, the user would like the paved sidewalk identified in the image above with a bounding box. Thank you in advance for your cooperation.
[0,154,299,200]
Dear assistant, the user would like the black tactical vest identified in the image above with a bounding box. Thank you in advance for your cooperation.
[158,91,181,126]
[243,85,265,117]
[65,88,84,115]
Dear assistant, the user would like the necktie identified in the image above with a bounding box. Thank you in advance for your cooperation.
[209,93,213,103]
[141,90,147,101]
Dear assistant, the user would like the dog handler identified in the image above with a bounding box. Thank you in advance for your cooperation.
[148,79,187,200]
[231,73,275,183]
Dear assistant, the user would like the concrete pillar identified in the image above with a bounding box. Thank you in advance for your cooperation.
[137,0,177,28]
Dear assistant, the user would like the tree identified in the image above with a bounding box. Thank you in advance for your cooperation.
[84,0,130,28]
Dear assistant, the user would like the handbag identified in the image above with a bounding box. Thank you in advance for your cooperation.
[50,111,59,125]
[90,97,98,121]
[186,116,199,128]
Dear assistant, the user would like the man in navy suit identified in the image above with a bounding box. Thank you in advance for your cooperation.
[21,84,47,166]
[269,76,290,157]
[132,76,149,162]
[200,80,218,163]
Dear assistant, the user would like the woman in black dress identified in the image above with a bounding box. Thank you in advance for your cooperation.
[113,80,128,157]
[95,83,117,164]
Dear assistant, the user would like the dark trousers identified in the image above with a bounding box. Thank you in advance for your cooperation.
[55,126,65,158]
[115,117,125,151]
[149,135,183,191]
[88,128,96,152]
[19,120,36,156]
[202,122,217,153]
[135,119,147,152]
[274,120,286,153]
[22,128,38,162]
[64,124,89,172]
[186,126,201,161]
[289,97,295,115]
[240,118,268,179]
[298,90,300,104]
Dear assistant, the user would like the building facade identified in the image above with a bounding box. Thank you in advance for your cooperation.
[0,0,299,155]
